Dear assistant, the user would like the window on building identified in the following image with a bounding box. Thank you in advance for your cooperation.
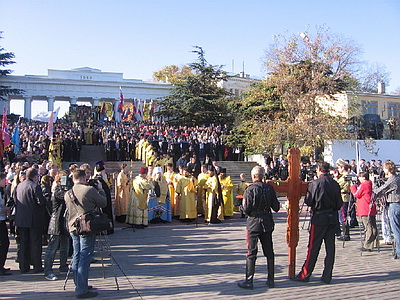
[361,100,378,115]
[388,103,400,119]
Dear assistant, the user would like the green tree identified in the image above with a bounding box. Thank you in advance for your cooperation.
[153,65,192,84]
[0,32,23,101]
[231,26,362,156]
[156,46,232,126]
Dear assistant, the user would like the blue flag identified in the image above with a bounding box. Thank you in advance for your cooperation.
[11,125,20,155]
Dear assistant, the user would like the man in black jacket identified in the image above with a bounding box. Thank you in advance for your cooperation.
[292,161,342,284]
[15,168,47,273]
[238,166,280,290]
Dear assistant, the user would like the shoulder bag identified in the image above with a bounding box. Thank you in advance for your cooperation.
[67,189,112,235]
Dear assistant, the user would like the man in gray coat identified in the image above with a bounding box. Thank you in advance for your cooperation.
[15,168,47,273]
[65,169,106,299]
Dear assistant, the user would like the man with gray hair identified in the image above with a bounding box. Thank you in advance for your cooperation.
[238,166,280,290]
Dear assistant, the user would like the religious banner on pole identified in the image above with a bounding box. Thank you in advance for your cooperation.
[2,108,10,148]
[46,111,54,138]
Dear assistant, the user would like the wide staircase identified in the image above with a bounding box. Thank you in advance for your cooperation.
[63,145,260,186]
[217,161,260,185]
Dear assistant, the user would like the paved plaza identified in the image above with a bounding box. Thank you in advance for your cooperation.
[2,201,400,300]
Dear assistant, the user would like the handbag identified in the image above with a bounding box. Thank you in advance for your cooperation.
[68,190,112,235]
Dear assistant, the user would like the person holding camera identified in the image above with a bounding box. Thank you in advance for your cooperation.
[350,171,378,251]
[336,160,352,241]
[43,170,70,281]
[237,166,280,290]
[292,162,342,284]
[374,160,400,259]
[65,170,107,299]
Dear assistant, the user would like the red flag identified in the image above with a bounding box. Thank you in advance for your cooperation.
[149,102,155,116]
[0,124,3,159]
[101,102,106,114]
[118,87,124,113]
[2,108,10,147]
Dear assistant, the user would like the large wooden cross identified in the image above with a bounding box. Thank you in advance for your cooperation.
[267,148,309,278]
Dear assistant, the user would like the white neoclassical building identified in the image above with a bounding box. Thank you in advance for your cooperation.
[1,67,172,119]
[218,72,261,98]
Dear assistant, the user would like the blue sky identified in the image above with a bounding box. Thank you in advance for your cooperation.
[1,0,400,116]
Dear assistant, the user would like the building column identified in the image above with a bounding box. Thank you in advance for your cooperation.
[70,97,77,105]
[114,99,120,122]
[92,98,100,107]
[24,97,32,119]
[0,99,9,115]
[47,97,55,112]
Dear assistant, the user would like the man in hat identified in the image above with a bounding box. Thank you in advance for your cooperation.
[126,167,154,229]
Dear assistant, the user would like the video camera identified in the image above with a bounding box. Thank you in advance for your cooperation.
[60,175,73,190]
[87,175,103,189]
[343,174,358,183]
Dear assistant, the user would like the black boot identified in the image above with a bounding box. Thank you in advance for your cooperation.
[267,258,275,288]
[238,258,255,289]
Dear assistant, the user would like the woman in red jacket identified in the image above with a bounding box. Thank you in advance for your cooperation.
[350,171,378,251]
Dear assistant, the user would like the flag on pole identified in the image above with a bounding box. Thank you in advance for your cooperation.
[11,125,20,155]
[46,111,54,138]
[138,99,143,116]
[149,100,155,116]
[118,87,124,113]
[123,107,131,120]
[0,124,3,159]
[2,108,10,148]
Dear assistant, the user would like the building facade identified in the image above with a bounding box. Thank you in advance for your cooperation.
[1,67,172,119]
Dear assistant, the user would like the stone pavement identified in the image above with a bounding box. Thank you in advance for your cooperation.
[2,202,400,300]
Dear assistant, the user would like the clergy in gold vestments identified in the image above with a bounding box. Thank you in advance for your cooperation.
[164,163,177,216]
[175,168,198,219]
[204,167,224,223]
[197,165,209,217]
[235,173,249,213]
[126,167,154,228]
[219,168,234,217]
[115,163,130,222]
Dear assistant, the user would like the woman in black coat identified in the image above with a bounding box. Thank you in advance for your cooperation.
[43,171,70,280]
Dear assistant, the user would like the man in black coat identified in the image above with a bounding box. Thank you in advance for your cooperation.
[238,166,280,290]
[15,168,47,273]
[292,161,342,284]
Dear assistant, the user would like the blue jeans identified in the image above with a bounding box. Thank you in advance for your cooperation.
[44,234,70,275]
[70,232,96,296]
[388,202,400,257]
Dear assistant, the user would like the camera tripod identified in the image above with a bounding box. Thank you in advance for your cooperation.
[63,231,119,291]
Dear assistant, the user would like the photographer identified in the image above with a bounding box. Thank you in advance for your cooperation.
[336,161,352,241]
[65,170,106,299]
[43,171,71,281]
[350,172,378,251]
[374,160,400,259]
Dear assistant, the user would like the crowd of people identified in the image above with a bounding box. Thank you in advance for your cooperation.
[2,119,245,171]
[1,116,400,296]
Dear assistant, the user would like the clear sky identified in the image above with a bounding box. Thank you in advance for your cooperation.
[1,0,400,116]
